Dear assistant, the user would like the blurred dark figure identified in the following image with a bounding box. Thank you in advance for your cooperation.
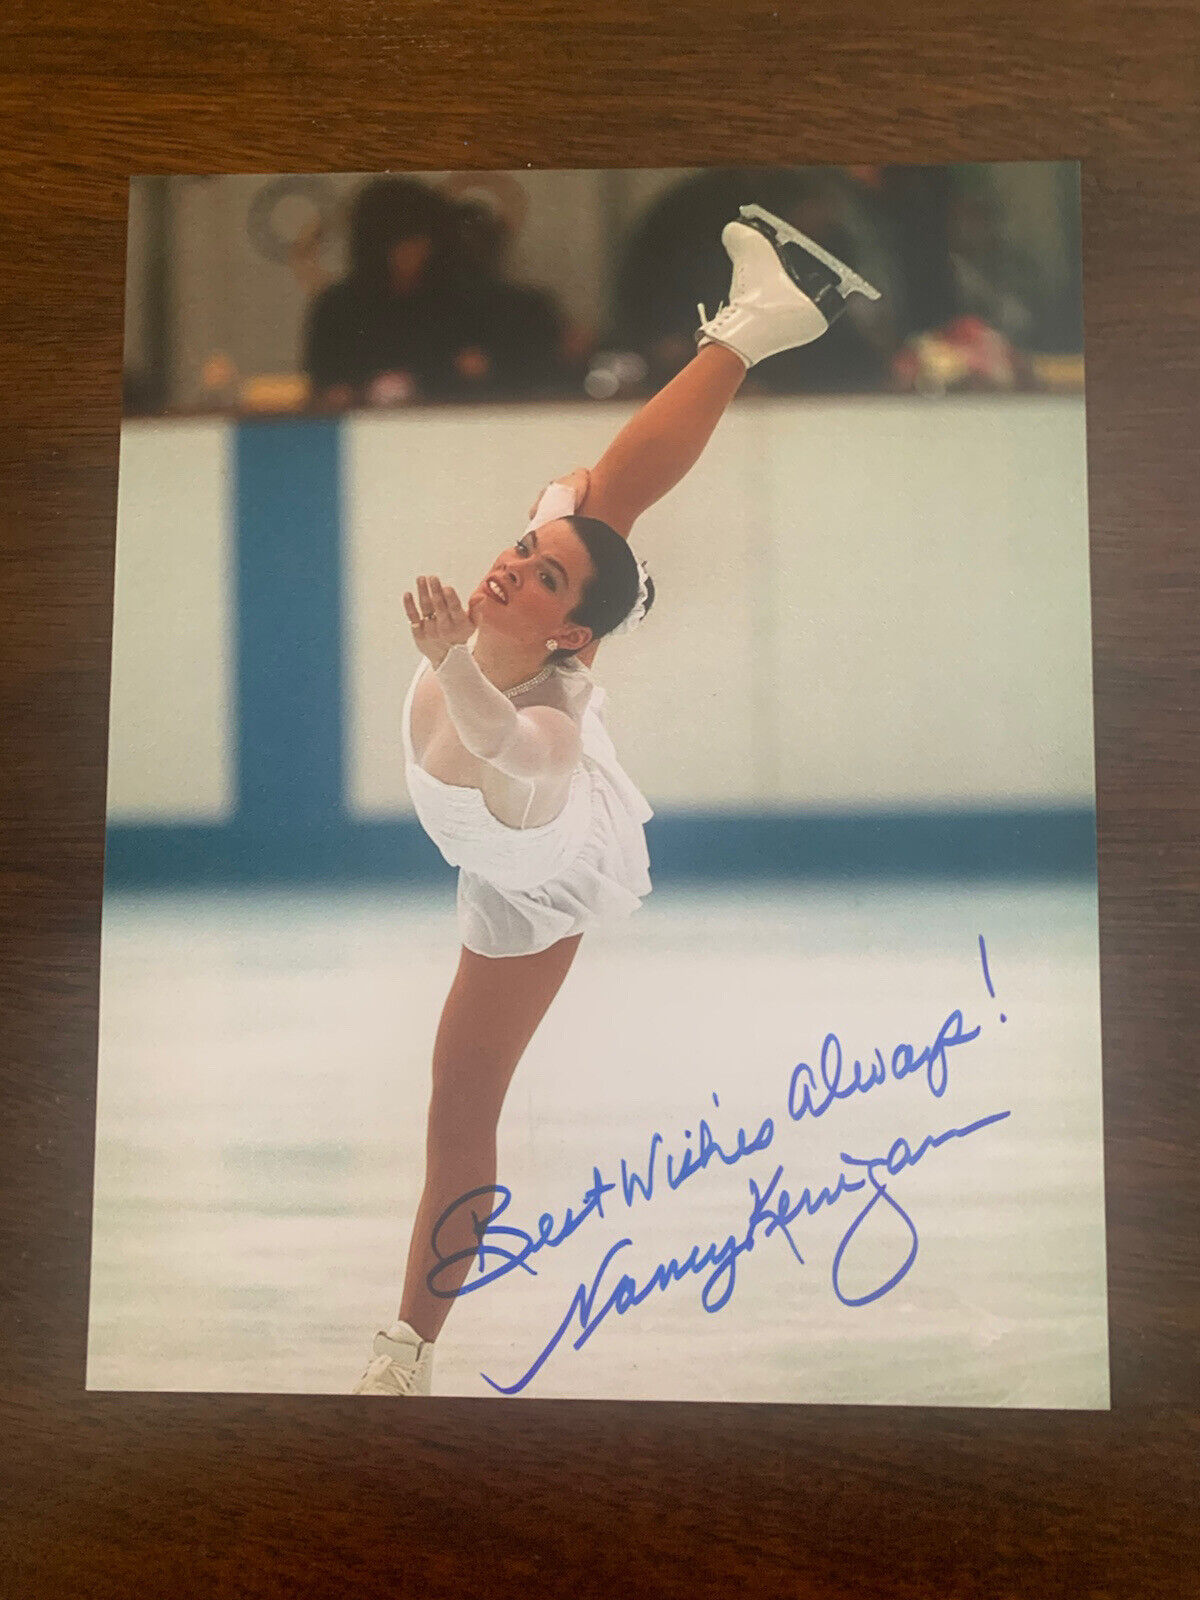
[875,165,1076,346]
[868,166,1062,392]
[303,178,475,406]
[444,174,585,397]
[612,168,898,393]
[946,190,1044,347]
[866,165,959,336]
[303,175,578,408]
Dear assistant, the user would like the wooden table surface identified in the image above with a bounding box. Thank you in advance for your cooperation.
[2,3,1196,1595]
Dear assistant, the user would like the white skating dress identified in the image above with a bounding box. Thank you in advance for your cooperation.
[401,655,653,957]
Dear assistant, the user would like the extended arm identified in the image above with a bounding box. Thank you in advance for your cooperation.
[434,644,581,783]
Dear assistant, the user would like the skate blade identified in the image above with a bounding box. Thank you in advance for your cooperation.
[739,204,882,301]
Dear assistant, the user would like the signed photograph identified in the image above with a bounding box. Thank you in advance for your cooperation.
[89,162,1107,1404]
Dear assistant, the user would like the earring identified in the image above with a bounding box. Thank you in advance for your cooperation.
[545,639,557,651]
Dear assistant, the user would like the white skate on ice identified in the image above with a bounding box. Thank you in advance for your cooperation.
[352,1319,435,1396]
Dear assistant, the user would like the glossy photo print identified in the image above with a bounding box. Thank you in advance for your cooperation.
[89,163,1107,1403]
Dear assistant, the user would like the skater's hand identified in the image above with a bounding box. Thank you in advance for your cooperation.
[527,467,590,520]
[404,575,477,667]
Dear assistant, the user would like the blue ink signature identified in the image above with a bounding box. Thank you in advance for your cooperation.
[425,1002,985,1310]
[616,1004,979,1212]
[618,1101,776,1207]
[426,1168,616,1300]
[480,1108,1011,1395]
[786,1009,980,1124]
[425,1105,778,1300]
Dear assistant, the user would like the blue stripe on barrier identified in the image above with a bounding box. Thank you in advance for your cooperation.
[103,806,1097,889]
[646,807,1098,880]
[234,421,344,826]
[104,417,1097,895]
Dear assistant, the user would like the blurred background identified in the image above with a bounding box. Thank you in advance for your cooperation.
[91,165,1107,1400]
[122,163,1084,417]
[109,161,1094,888]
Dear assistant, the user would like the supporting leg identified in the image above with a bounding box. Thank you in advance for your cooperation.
[398,933,584,1343]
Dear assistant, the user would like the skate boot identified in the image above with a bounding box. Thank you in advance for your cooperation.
[697,202,881,367]
[352,1318,435,1396]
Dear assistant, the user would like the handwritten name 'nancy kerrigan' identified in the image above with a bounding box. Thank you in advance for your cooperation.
[429,937,1012,1395]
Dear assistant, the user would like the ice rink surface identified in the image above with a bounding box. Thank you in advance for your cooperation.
[88,879,1109,1406]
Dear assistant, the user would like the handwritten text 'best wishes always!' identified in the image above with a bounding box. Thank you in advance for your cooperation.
[427,935,1012,1394]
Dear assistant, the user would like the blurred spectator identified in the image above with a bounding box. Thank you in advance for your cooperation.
[303,178,470,405]
[612,168,899,393]
[848,165,1085,391]
[869,165,1068,347]
[863,165,1062,392]
[302,175,578,408]
[858,165,958,337]
[441,173,587,397]
[945,187,1043,347]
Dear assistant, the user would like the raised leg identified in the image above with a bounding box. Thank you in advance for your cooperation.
[398,933,584,1343]
[583,343,748,537]
[580,206,878,538]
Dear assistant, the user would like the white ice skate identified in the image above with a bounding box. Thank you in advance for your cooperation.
[352,1319,435,1396]
[697,203,882,368]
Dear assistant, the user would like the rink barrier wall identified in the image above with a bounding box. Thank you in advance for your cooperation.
[103,410,1099,887]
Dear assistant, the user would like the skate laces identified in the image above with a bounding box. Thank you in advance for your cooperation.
[360,1351,419,1395]
[698,299,738,336]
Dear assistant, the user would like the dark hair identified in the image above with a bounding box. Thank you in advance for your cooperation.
[548,515,656,664]
[347,178,456,292]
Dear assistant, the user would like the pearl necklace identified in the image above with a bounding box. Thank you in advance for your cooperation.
[501,663,555,700]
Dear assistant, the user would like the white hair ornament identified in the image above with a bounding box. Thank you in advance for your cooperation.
[607,556,652,636]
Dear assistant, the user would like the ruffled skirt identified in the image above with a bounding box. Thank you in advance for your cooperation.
[456,760,652,958]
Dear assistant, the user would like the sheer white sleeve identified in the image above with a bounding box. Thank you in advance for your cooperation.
[433,645,582,782]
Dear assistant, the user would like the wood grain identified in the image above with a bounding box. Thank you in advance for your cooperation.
[1,3,1197,1595]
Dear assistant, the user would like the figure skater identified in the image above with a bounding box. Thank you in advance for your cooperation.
[354,206,880,1394]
